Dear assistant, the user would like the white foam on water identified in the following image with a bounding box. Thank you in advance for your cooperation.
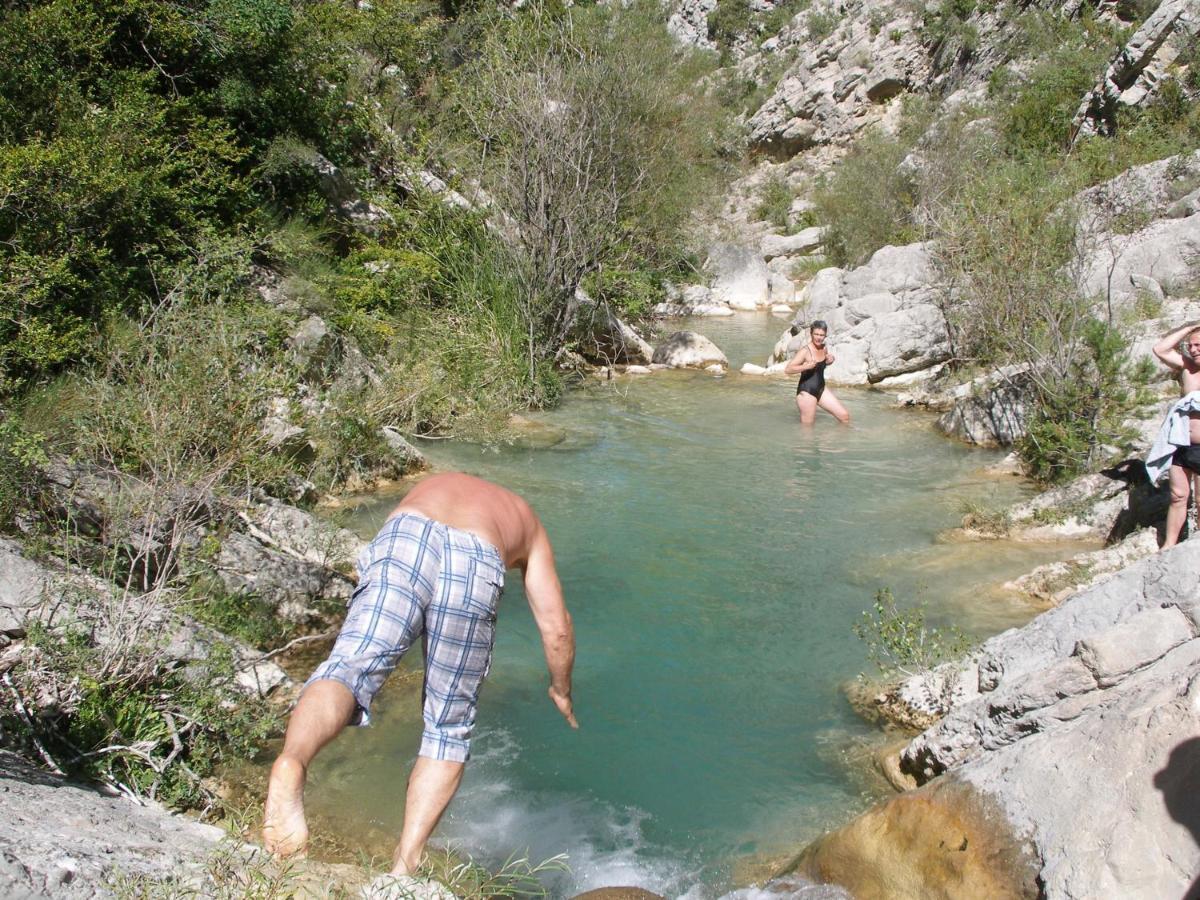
[435,728,706,897]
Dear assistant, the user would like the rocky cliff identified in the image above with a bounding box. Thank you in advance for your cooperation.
[788,540,1200,899]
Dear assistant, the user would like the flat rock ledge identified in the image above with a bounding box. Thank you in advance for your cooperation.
[789,541,1200,899]
[0,750,224,898]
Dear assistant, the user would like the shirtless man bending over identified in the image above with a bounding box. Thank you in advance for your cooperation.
[262,472,577,875]
[1152,322,1200,548]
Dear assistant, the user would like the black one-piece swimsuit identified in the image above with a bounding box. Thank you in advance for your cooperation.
[796,359,827,399]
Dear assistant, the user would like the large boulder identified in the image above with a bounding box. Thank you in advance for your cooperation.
[776,242,950,383]
[570,296,654,365]
[761,227,826,260]
[706,244,770,310]
[651,332,729,369]
[935,367,1032,447]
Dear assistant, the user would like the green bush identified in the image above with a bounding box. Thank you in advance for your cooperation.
[754,173,795,230]
[708,0,754,47]
[17,624,280,810]
[806,8,838,40]
[1016,319,1150,482]
[813,129,919,266]
[999,43,1113,156]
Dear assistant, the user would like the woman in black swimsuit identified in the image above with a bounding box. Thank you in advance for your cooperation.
[784,320,850,424]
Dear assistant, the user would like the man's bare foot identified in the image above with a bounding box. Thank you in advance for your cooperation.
[263,756,309,857]
[389,845,418,876]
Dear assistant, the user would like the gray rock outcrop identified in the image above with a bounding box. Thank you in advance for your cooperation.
[651,332,729,369]
[934,367,1032,447]
[746,0,928,156]
[706,243,771,310]
[1071,0,1200,142]
[0,751,225,899]
[801,542,1200,899]
[769,242,950,382]
[666,0,717,50]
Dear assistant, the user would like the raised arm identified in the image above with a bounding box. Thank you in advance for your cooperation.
[1153,322,1200,371]
[521,523,578,728]
[784,345,815,376]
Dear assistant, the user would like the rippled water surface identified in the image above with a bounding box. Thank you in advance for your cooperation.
[302,314,1088,897]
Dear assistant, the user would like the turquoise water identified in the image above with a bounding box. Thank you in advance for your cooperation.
[303,314,1086,897]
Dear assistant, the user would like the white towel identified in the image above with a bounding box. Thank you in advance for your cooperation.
[1145,390,1200,484]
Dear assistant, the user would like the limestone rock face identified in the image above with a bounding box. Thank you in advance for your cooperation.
[761,227,826,260]
[746,2,928,155]
[768,242,949,383]
[214,530,354,622]
[0,538,50,636]
[651,332,729,369]
[1071,0,1200,140]
[706,243,770,310]
[666,0,717,50]
[860,542,1200,900]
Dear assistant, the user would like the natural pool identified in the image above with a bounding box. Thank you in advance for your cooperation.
[299,314,1090,897]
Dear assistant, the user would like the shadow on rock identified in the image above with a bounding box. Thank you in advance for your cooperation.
[1154,736,1200,900]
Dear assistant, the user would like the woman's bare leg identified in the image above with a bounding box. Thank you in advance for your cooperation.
[796,391,818,424]
[818,388,850,424]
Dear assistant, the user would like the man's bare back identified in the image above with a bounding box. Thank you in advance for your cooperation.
[392,473,539,569]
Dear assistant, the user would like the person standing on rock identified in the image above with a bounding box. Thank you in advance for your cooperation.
[262,472,577,879]
[785,320,850,425]
[1149,322,1200,548]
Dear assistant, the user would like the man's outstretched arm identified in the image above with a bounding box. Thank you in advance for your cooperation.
[522,524,578,728]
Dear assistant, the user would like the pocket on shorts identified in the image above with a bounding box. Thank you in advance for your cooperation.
[463,555,505,619]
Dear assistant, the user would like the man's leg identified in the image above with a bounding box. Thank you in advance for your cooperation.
[391,757,466,874]
[1164,463,1192,548]
[263,679,358,856]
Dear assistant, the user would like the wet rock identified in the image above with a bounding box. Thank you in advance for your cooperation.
[380,426,429,474]
[793,776,1040,900]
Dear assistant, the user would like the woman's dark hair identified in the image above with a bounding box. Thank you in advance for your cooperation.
[810,320,828,333]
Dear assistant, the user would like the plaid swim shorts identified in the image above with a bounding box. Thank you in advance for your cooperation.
[305,512,506,762]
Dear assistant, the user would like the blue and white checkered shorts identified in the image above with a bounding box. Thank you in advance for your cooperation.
[305,512,506,762]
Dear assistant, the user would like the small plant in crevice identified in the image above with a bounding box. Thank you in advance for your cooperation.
[853,588,974,679]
